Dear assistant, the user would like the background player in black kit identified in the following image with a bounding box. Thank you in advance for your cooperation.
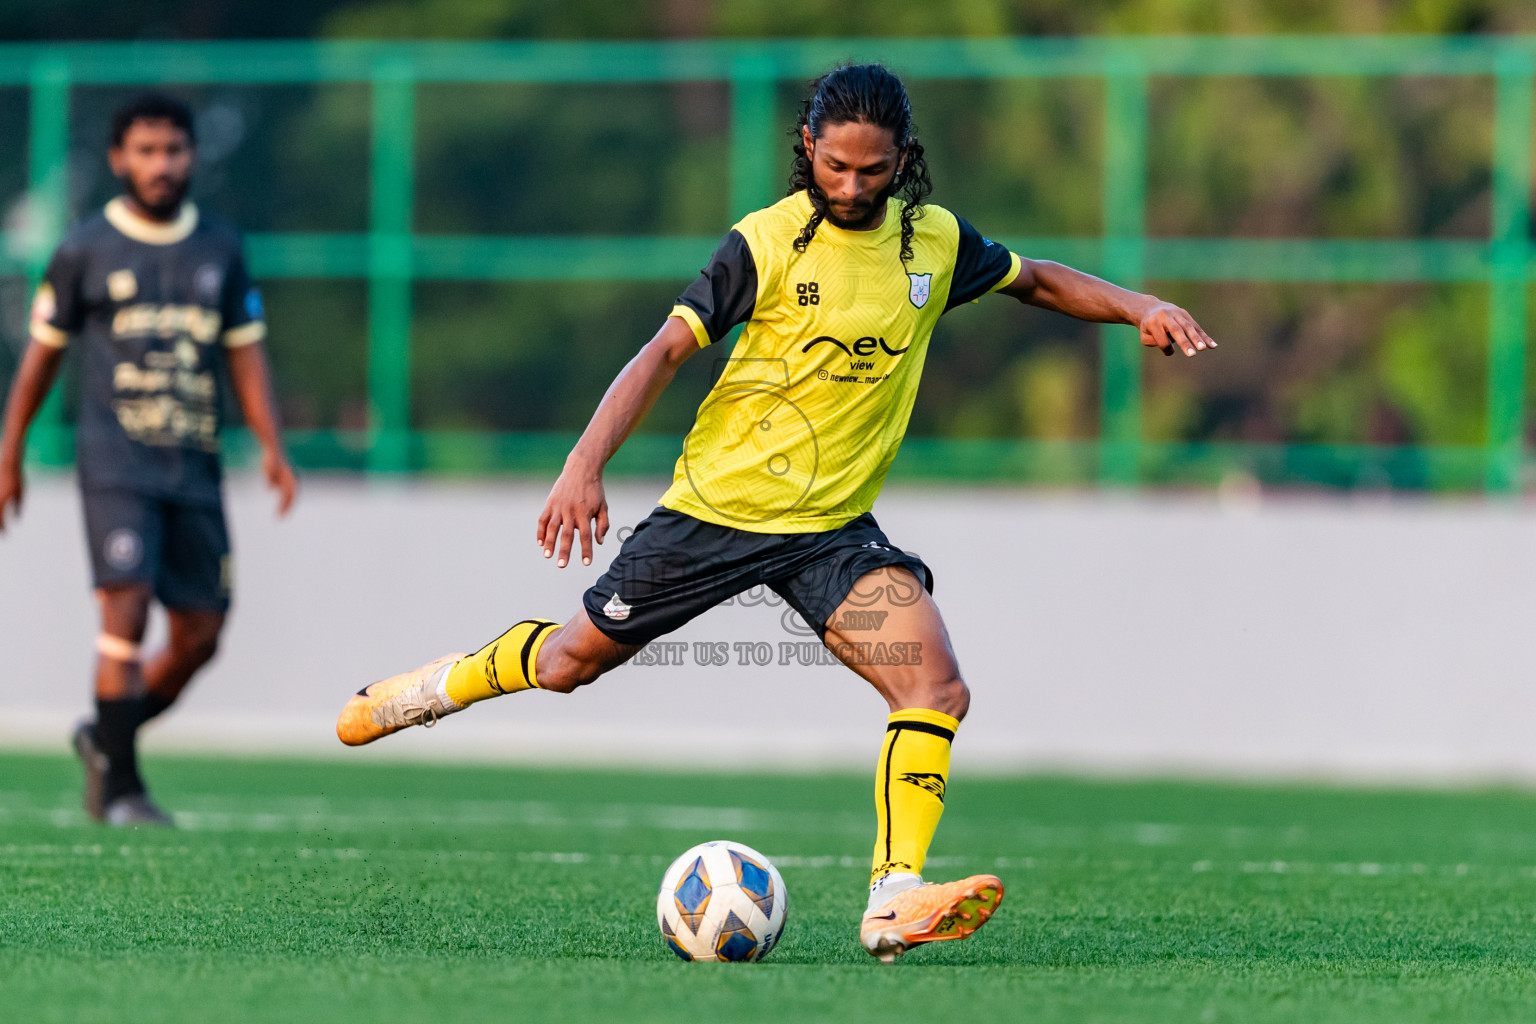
[0,94,296,826]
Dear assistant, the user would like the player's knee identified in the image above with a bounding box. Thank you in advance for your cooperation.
[534,647,603,693]
[175,623,223,668]
[932,675,969,722]
[98,586,152,639]
[532,622,632,694]
[186,633,220,668]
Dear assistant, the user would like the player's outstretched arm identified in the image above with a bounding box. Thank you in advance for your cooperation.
[999,258,1216,358]
[0,340,66,532]
[226,341,297,517]
[538,315,701,569]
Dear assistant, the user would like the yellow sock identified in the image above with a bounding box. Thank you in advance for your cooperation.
[871,707,958,885]
[444,619,560,707]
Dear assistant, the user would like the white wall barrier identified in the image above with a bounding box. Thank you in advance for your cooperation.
[3,476,1534,781]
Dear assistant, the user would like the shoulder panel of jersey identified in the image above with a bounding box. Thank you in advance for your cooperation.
[219,231,266,349]
[943,213,1022,312]
[61,211,115,246]
[192,213,266,349]
[190,207,246,247]
[30,213,113,347]
[669,194,815,347]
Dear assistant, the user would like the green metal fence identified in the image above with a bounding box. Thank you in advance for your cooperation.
[2,37,1532,490]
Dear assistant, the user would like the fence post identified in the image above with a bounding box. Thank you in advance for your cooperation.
[25,56,71,468]
[1099,53,1149,487]
[730,53,779,224]
[1487,49,1532,494]
[368,57,416,474]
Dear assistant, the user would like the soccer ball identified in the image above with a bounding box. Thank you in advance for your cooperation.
[656,840,788,962]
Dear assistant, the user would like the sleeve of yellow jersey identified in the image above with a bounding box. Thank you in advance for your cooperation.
[991,251,1024,294]
[944,216,1021,314]
[670,229,759,347]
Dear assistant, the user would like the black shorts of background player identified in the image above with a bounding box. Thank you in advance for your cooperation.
[0,93,297,826]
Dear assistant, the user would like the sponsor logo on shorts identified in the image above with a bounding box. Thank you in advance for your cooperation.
[103,528,143,571]
[603,593,632,621]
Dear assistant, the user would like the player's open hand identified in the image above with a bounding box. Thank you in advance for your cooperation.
[538,461,609,568]
[0,460,20,533]
[1140,301,1216,357]
[263,448,297,518]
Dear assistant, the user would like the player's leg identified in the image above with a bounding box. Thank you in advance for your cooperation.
[823,565,968,717]
[76,488,170,824]
[822,567,1002,961]
[140,607,226,722]
[336,611,640,746]
[774,528,1002,961]
[823,565,966,883]
[450,611,640,698]
[337,508,746,746]
[82,583,154,821]
[132,498,229,732]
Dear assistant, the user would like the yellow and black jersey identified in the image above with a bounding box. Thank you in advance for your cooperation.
[661,190,1020,533]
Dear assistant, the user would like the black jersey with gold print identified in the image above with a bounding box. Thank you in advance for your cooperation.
[30,199,265,506]
[662,191,1020,532]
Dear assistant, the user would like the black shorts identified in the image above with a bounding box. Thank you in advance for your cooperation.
[81,489,232,610]
[582,507,933,646]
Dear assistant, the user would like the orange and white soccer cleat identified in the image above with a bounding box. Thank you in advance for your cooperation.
[335,653,466,746]
[859,874,1004,963]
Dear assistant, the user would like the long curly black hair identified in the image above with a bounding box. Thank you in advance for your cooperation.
[788,63,932,265]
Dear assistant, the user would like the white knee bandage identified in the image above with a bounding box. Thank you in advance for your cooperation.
[96,634,143,663]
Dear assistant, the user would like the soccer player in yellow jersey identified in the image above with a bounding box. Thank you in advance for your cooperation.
[337,64,1215,961]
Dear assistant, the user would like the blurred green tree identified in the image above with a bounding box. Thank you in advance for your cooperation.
[3,1,1535,489]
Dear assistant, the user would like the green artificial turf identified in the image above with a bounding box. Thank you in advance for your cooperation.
[3,752,1536,1022]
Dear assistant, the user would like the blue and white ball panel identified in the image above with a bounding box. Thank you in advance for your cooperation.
[714,910,758,962]
[730,848,776,918]
[656,840,789,962]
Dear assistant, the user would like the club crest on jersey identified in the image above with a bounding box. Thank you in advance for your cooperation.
[907,273,932,309]
[107,269,138,302]
[195,264,225,303]
[603,593,632,621]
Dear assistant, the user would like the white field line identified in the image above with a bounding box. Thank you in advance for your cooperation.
[0,841,1519,882]
[0,793,1383,848]
[0,791,868,835]
[4,792,1532,867]
[0,792,1188,843]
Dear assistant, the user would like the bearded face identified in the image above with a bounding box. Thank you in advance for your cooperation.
[109,118,194,220]
[803,121,905,231]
